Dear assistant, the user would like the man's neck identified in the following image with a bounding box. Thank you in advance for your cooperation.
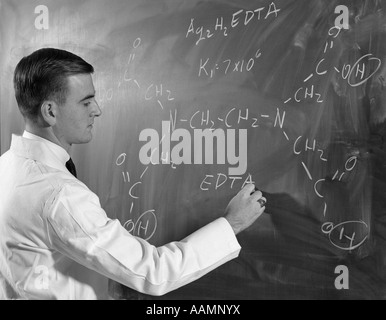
[25,124,71,153]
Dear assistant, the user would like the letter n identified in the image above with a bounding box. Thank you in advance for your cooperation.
[334,5,349,30]
[334,265,349,290]
[34,5,49,30]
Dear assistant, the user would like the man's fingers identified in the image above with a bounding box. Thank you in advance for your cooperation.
[250,190,263,201]
[241,184,256,196]
[241,184,267,208]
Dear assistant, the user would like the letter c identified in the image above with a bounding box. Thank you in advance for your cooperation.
[314,179,326,198]
[293,136,303,155]
[129,182,142,199]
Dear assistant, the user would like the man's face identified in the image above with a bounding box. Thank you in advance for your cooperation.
[53,74,101,149]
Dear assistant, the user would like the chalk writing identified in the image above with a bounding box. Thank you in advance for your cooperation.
[169,107,285,131]
[321,221,368,251]
[123,210,158,241]
[115,151,157,239]
[290,85,324,104]
[200,173,255,191]
[337,53,382,87]
[286,26,382,106]
[198,50,262,78]
[111,26,375,253]
[120,38,177,111]
[186,2,281,46]
[277,25,374,251]
[293,136,328,162]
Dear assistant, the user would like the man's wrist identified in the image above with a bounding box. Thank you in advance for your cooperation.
[224,217,242,235]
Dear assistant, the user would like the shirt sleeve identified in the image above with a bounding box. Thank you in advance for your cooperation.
[44,181,241,296]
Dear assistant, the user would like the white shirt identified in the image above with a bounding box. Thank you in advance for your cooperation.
[0,132,241,300]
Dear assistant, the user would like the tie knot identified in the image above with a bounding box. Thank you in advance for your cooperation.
[66,158,77,178]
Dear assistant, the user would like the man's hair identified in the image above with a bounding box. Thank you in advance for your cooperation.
[13,48,94,122]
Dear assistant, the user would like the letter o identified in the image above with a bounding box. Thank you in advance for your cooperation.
[116,153,127,166]
[133,38,141,49]
[246,58,255,71]
[345,156,358,172]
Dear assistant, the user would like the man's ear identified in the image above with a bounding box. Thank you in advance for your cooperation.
[40,101,58,126]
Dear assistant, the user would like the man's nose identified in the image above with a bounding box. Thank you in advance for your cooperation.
[91,100,102,117]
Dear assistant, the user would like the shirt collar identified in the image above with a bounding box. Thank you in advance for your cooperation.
[10,131,71,173]
[22,131,71,162]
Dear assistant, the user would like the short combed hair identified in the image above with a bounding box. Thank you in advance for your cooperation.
[13,48,94,121]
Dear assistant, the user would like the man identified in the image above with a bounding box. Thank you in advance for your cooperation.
[0,48,266,300]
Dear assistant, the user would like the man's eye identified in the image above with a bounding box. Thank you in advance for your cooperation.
[84,102,91,107]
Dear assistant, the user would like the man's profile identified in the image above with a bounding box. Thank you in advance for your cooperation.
[0,48,266,300]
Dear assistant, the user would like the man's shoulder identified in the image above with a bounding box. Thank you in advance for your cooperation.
[1,148,81,195]
[0,148,13,161]
[0,144,94,204]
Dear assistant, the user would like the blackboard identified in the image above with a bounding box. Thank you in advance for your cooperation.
[1,0,386,300]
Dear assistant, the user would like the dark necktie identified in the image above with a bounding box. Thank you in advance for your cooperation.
[66,158,77,178]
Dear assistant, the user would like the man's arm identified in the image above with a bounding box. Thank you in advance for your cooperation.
[44,182,264,296]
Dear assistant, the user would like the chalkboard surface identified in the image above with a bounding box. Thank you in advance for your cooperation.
[1,0,386,300]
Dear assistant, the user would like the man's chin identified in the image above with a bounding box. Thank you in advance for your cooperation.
[77,135,93,145]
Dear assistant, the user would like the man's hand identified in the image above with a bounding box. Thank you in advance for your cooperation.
[224,184,266,235]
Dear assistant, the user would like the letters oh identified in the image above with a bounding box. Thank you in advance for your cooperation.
[335,5,349,30]
[334,265,349,290]
[34,5,49,30]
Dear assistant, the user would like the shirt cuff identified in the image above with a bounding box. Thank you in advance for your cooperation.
[181,217,242,270]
